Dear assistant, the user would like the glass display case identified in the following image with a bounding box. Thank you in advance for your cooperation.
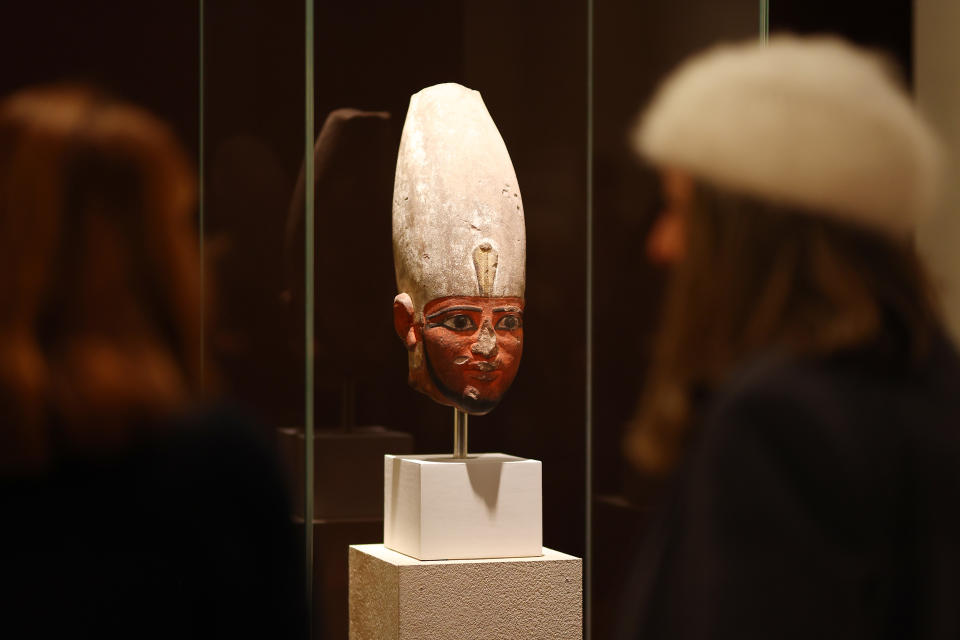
[201,3,591,638]
[200,1,767,637]
[197,2,763,637]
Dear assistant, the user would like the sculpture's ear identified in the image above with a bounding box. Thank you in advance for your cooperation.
[393,293,418,350]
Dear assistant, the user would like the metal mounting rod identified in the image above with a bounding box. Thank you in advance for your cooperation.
[453,408,468,459]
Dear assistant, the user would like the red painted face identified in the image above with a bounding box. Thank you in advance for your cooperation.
[421,295,524,414]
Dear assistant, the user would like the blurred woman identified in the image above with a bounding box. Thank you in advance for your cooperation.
[0,85,304,638]
[619,37,960,639]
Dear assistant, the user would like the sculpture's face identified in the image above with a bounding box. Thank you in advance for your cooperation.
[393,292,523,415]
[421,295,523,414]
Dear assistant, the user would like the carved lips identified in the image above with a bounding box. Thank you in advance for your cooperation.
[421,295,523,414]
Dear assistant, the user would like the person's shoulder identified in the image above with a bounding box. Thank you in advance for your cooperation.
[694,348,889,477]
[688,352,892,519]
[705,350,853,430]
[699,337,960,471]
[139,404,291,513]
[159,404,273,458]
[711,333,960,426]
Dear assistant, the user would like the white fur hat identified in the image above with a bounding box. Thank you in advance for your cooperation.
[634,36,943,233]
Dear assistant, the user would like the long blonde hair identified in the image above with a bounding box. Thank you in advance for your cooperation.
[627,182,940,476]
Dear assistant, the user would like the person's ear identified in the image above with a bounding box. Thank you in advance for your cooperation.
[393,293,418,350]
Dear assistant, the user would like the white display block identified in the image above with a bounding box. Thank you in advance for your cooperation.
[349,544,582,640]
[384,453,542,560]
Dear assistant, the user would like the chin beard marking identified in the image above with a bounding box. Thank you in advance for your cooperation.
[424,348,500,414]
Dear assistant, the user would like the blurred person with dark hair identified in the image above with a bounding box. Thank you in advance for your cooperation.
[0,85,305,638]
[617,37,960,639]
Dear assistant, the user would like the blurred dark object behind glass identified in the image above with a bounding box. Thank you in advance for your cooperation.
[284,107,396,406]
[0,85,305,639]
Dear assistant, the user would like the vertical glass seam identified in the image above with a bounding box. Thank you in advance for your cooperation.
[304,0,316,633]
[198,0,205,390]
[585,0,594,638]
[760,0,770,44]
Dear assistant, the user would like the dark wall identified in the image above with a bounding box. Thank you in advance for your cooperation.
[202,0,305,427]
[0,1,199,157]
[771,0,913,85]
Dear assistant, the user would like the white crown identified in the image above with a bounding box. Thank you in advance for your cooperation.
[393,83,526,311]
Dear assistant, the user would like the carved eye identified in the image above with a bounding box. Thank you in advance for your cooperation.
[442,314,476,331]
[496,315,522,331]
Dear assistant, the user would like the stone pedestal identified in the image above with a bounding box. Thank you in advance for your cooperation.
[348,544,582,640]
[384,453,542,560]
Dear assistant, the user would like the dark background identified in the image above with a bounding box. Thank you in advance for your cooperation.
[0,1,912,638]
[0,1,200,156]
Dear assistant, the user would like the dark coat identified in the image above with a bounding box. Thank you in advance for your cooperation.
[2,407,307,640]
[617,333,960,639]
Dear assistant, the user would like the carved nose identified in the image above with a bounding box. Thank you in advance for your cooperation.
[471,319,498,358]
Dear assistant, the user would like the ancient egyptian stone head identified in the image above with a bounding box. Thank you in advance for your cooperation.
[392,83,526,415]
